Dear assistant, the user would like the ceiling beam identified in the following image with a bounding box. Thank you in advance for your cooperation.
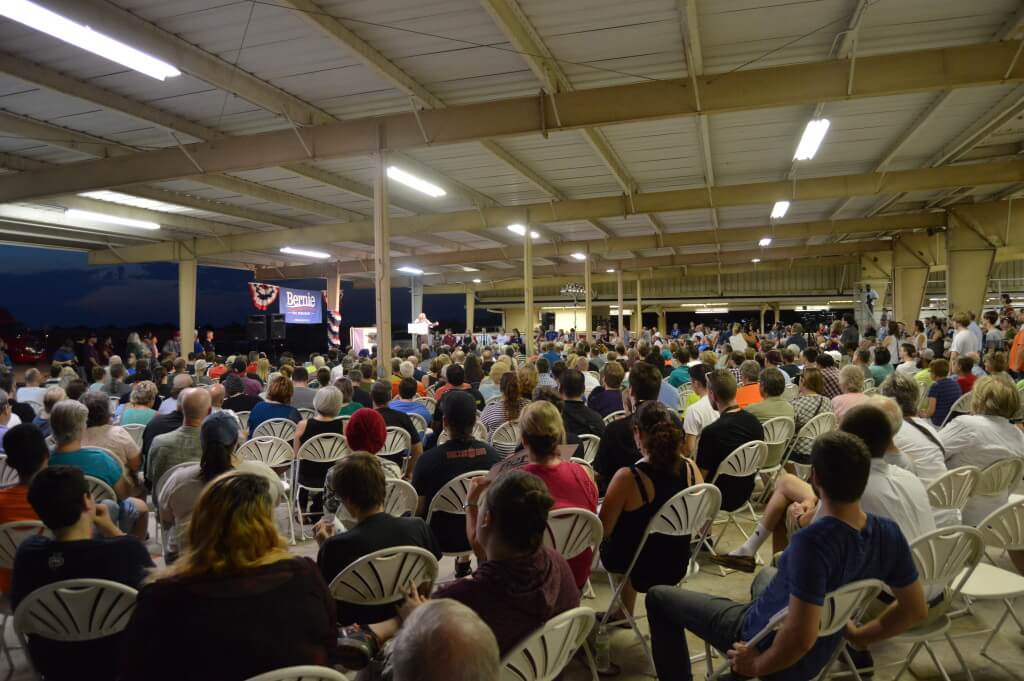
[7,39,1021,205]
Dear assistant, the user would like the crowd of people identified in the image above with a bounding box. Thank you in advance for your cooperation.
[0,300,1021,681]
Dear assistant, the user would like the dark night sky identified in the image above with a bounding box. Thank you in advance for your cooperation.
[0,244,481,332]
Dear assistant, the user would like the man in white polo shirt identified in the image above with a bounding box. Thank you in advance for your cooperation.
[682,363,718,456]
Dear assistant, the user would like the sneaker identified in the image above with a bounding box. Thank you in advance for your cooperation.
[336,624,382,670]
[454,559,472,579]
[708,553,757,573]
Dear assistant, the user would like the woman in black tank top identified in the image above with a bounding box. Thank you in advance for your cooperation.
[599,401,703,620]
[292,387,347,493]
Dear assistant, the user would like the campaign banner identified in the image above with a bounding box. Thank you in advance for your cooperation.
[279,287,322,324]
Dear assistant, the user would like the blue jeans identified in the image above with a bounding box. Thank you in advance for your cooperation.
[646,568,776,681]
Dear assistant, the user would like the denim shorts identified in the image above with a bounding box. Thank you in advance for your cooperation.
[100,499,142,533]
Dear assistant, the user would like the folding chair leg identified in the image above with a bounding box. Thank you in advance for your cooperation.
[840,646,866,681]
[0,615,11,680]
[894,642,922,681]
[582,639,599,681]
[582,578,596,600]
[980,601,1013,657]
[1005,597,1024,634]
[945,632,974,681]
[921,642,953,681]
[703,641,714,679]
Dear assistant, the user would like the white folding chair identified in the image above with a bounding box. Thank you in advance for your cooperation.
[407,412,427,436]
[44,435,56,451]
[436,420,488,445]
[706,579,885,681]
[926,466,980,514]
[578,434,600,464]
[940,391,973,428]
[884,527,984,681]
[252,418,297,441]
[601,484,721,673]
[485,395,502,406]
[501,607,596,681]
[708,441,768,561]
[84,475,117,504]
[237,437,294,467]
[384,478,419,517]
[426,471,485,558]
[122,423,145,450]
[917,380,932,411]
[328,546,438,606]
[244,667,347,681]
[544,507,602,598]
[298,408,315,421]
[0,521,48,671]
[602,410,627,425]
[0,457,19,488]
[678,384,695,404]
[757,417,795,501]
[13,578,137,678]
[787,412,836,480]
[383,426,412,470]
[490,420,521,456]
[236,410,251,431]
[152,460,197,550]
[863,377,875,390]
[292,434,349,543]
[959,499,1024,658]
[783,383,800,401]
[107,395,120,416]
[414,396,436,413]
[972,457,1024,500]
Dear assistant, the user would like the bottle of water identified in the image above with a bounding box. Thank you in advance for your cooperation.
[594,623,611,672]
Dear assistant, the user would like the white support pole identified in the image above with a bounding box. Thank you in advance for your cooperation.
[465,290,475,336]
[636,277,643,335]
[374,149,392,378]
[524,232,534,355]
[583,251,592,342]
[178,259,197,358]
[617,270,624,340]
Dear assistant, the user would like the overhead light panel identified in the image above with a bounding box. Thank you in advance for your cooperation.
[794,118,830,161]
[606,268,615,273]
[397,266,424,275]
[758,237,773,247]
[506,224,539,239]
[2,0,181,81]
[386,167,445,197]
[65,209,159,230]
[280,247,329,259]
[696,308,729,314]
[751,258,761,263]
[461,266,479,272]
[571,252,587,260]
[472,278,482,283]
[79,190,193,213]
[770,201,790,219]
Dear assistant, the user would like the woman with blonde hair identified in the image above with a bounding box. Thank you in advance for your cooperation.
[120,380,159,427]
[518,400,598,589]
[120,471,335,680]
[480,371,529,436]
[831,364,868,423]
[246,374,300,438]
[517,366,538,400]
[256,357,272,384]
[478,360,509,402]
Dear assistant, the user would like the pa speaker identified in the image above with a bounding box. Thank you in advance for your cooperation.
[270,313,287,340]
[247,315,267,342]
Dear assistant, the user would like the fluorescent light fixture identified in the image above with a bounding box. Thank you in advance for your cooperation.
[79,190,192,213]
[461,266,479,272]
[751,258,761,263]
[606,268,615,273]
[530,230,539,238]
[65,209,159,230]
[571,252,586,261]
[758,237,773,247]
[386,167,445,197]
[802,305,830,312]
[472,278,482,283]
[1,0,180,81]
[397,266,424,275]
[696,308,729,314]
[280,247,329,259]
[770,201,790,219]
[506,224,538,239]
[829,299,855,304]
[794,118,830,161]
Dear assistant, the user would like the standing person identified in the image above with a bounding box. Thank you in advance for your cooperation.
[949,312,979,364]
[120,472,337,681]
[864,283,879,313]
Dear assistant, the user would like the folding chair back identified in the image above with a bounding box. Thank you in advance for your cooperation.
[976,498,1024,550]
[543,508,602,562]
[0,457,19,488]
[602,410,627,425]
[414,396,436,413]
[0,521,47,570]
[426,471,484,525]
[711,441,768,485]
[235,410,250,431]
[244,667,347,681]
[485,395,502,406]
[490,420,521,456]
[383,478,418,517]
[570,457,596,479]
[863,377,875,390]
[298,408,316,421]
[252,418,297,442]
[122,423,145,449]
[973,457,1024,498]
[908,526,983,598]
[107,396,120,416]
[408,412,427,435]
[237,437,293,467]
[940,392,973,428]
[383,427,412,458]
[13,579,137,643]
[760,417,795,469]
[679,384,695,403]
[84,476,117,503]
[578,434,600,464]
[328,546,438,606]
[436,420,487,445]
[792,411,836,451]
[500,607,595,681]
[296,433,349,465]
[783,383,800,401]
[926,466,980,511]
[154,461,196,508]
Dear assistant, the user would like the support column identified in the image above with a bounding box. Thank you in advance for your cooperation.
[410,276,423,322]
[657,306,667,336]
[892,236,932,326]
[947,210,997,317]
[636,278,643,335]
[759,304,767,334]
[179,259,197,358]
[373,149,392,378]
[524,232,534,355]
[465,290,475,336]
[583,251,592,342]
[616,270,624,340]
[326,263,341,316]
[773,303,781,326]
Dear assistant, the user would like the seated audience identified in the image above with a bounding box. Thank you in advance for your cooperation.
[148,388,210,502]
[290,367,316,410]
[600,401,703,621]
[587,361,625,418]
[30,386,64,438]
[788,367,834,464]
[697,370,764,507]
[831,364,868,423]
[222,374,261,413]
[371,381,422,472]
[734,360,763,408]
[0,424,46,592]
[479,371,529,436]
[246,374,301,438]
[292,386,346,513]
[924,358,962,426]
[315,452,440,625]
[387,378,433,432]
[13,466,154,681]
[817,353,843,399]
[478,361,508,403]
[879,373,948,484]
[120,471,336,680]
[646,431,927,681]
[15,369,45,413]
[956,356,977,393]
[157,373,194,415]
[559,369,605,438]
[870,347,894,386]
[323,408,403,527]
[79,391,142,494]
[682,363,718,455]
[391,600,500,681]
[745,367,795,423]
[119,380,158,426]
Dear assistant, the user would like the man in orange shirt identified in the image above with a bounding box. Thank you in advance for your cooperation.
[0,423,47,592]
[1010,319,1024,375]
[735,360,764,409]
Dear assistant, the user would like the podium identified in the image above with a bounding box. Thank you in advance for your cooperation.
[407,322,429,336]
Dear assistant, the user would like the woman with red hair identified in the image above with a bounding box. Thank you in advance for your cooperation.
[321,408,401,528]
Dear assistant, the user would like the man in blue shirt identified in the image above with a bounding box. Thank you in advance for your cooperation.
[541,342,561,366]
[646,431,927,681]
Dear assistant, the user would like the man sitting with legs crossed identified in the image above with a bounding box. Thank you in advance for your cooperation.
[647,430,927,681]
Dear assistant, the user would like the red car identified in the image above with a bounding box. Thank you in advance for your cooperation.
[0,308,47,365]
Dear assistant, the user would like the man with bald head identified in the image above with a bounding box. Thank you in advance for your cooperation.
[147,388,211,501]
[392,600,499,681]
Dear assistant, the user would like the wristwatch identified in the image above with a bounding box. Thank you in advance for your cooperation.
[462,501,478,510]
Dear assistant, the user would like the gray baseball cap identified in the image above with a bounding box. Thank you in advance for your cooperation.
[201,410,240,447]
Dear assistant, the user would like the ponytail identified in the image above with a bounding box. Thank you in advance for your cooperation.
[199,440,235,482]
[500,371,522,421]
[633,401,683,474]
